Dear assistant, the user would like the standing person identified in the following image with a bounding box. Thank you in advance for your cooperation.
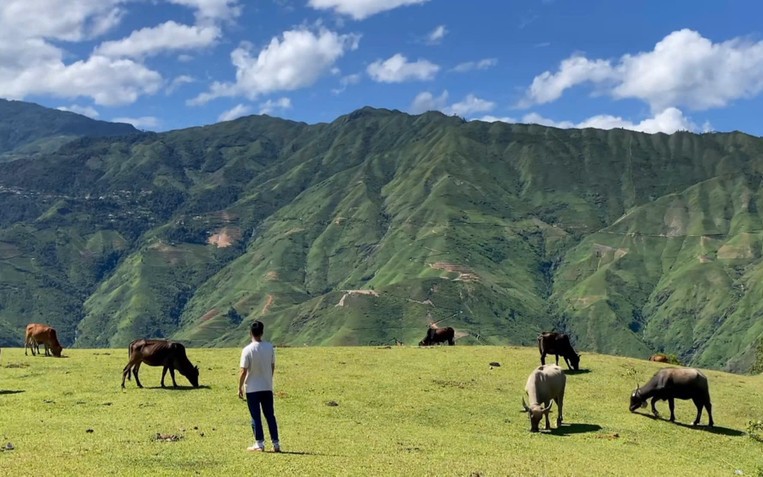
[238,320,280,452]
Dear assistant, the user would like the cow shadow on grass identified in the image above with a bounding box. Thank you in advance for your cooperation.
[548,423,602,436]
[0,390,25,395]
[143,385,212,391]
[631,412,743,436]
[562,369,591,375]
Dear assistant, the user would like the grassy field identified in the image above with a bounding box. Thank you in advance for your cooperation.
[1,346,762,476]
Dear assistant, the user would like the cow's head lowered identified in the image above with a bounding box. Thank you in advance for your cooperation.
[522,397,553,432]
[569,353,581,371]
[186,365,200,388]
[629,386,647,412]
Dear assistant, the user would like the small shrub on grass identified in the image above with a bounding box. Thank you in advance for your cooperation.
[746,419,763,443]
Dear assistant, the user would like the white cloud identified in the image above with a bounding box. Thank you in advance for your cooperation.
[477,114,518,123]
[522,29,763,112]
[167,75,195,94]
[410,90,449,113]
[112,115,160,130]
[57,104,100,118]
[332,73,361,94]
[410,91,494,117]
[446,94,495,116]
[167,0,241,24]
[522,55,615,106]
[502,107,700,134]
[0,0,125,42]
[307,0,428,20]
[190,27,360,104]
[95,21,220,58]
[218,103,251,121]
[367,54,439,83]
[259,97,292,115]
[451,58,497,73]
[427,25,447,44]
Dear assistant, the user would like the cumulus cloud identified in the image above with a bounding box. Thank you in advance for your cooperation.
[307,0,428,20]
[218,103,251,121]
[167,75,195,94]
[190,27,360,104]
[481,107,701,134]
[367,54,439,83]
[522,29,763,112]
[259,97,292,115]
[410,91,495,117]
[451,58,497,73]
[427,25,447,44]
[0,0,125,42]
[112,115,160,130]
[167,0,241,24]
[95,22,220,58]
[57,104,100,118]
[410,90,449,113]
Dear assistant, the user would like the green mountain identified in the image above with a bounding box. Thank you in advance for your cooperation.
[1,102,763,372]
[0,99,138,160]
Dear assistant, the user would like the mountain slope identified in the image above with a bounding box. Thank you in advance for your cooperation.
[0,99,138,160]
[1,103,763,372]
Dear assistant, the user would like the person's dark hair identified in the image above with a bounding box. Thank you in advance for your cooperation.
[250,320,264,337]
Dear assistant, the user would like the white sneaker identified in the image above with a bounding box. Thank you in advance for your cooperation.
[247,443,264,452]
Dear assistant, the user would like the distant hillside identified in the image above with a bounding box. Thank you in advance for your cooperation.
[1,102,763,373]
[0,98,138,160]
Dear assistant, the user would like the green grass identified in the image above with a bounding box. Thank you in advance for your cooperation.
[1,346,762,476]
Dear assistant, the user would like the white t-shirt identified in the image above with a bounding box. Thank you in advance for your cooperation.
[240,340,275,393]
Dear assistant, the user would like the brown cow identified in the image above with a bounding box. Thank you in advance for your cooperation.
[538,332,580,371]
[25,323,63,357]
[419,326,455,346]
[121,339,199,388]
[649,354,669,363]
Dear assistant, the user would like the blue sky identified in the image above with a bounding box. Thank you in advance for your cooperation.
[2,0,763,135]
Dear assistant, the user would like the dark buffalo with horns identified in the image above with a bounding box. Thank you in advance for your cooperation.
[419,327,455,346]
[629,367,713,426]
[538,332,580,371]
[121,339,199,388]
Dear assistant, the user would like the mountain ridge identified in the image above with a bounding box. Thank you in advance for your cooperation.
[1,100,763,373]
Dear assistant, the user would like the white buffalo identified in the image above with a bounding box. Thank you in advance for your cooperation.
[522,364,566,432]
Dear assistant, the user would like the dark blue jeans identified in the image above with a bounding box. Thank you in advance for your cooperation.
[246,391,279,444]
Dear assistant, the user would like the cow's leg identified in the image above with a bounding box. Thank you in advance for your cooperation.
[668,397,675,422]
[544,410,551,431]
[44,342,50,357]
[161,366,168,387]
[448,338,454,346]
[555,354,560,366]
[705,400,714,427]
[650,397,660,417]
[133,362,143,388]
[121,362,133,388]
[556,396,564,428]
[169,367,178,387]
[540,352,546,366]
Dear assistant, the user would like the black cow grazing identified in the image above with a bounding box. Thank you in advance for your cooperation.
[419,327,455,346]
[538,332,580,371]
[629,367,713,426]
[121,339,199,389]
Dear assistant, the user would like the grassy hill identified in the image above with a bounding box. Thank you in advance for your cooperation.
[1,103,763,372]
[0,346,761,476]
[0,99,138,161]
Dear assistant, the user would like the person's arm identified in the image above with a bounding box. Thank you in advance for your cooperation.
[271,347,276,376]
[238,367,247,399]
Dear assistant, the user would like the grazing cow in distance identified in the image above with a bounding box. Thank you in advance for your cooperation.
[629,367,714,426]
[25,323,63,357]
[121,339,199,389]
[538,332,580,371]
[419,326,455,346]
[522,364,566,432]
[649,354,669,363]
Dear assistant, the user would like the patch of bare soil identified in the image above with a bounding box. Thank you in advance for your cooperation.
[200,309,218,322]
[207,226,242,248]
[429,262,479,282]
[335,289,380,307]
[261,294,274,314]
